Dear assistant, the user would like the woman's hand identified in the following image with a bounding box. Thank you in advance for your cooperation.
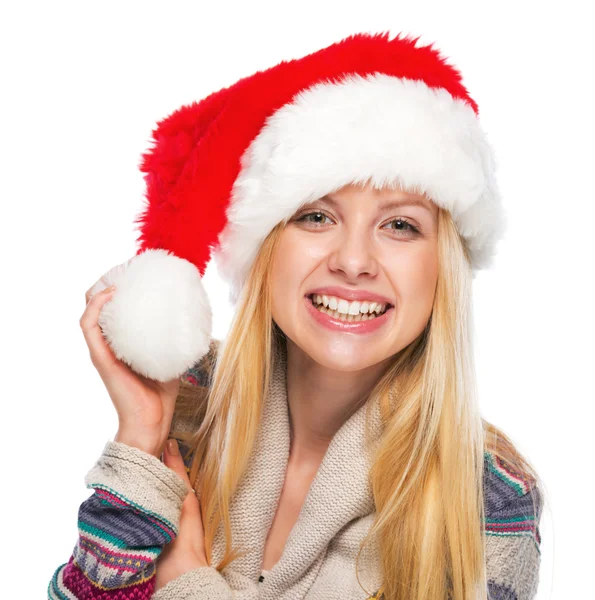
[155,438,209,593]
[81,273,181,458]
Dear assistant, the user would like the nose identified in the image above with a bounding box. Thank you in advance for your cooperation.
[327,226,379,281]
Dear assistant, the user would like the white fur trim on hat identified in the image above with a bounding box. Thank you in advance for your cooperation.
[214,73,507,303]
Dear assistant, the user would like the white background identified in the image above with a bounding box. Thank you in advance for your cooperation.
[2,1,592,598]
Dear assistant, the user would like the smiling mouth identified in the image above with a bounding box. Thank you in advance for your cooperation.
[307,294,391,322]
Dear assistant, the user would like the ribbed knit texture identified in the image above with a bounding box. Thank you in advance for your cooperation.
[48,338,542,599]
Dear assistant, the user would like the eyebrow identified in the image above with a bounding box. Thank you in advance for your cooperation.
[318,194,434,213]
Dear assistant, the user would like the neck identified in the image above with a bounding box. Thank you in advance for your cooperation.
[284,337,388,472]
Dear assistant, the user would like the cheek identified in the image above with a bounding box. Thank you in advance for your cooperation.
[270,232,324,320]
[386,244,438,322]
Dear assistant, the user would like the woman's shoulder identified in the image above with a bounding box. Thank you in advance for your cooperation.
[483,449,542,510]
[169,338,220,456]
[180,337,221,388]
[482,449,543,549]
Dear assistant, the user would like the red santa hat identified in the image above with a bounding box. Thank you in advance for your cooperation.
[90,31,506,382]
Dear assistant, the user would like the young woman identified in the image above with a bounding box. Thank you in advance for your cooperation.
[48,32,543,600]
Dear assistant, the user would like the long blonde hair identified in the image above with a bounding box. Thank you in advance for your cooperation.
[171,205,542,600]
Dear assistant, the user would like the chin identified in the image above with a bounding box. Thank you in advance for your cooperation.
[299,338,387,373]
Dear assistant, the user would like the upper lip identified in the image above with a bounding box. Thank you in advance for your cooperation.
[306,286,394,306]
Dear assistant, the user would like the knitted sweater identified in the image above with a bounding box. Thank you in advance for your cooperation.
[48,339,542,599]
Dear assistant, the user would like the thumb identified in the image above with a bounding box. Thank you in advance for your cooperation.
[163,439,192,492]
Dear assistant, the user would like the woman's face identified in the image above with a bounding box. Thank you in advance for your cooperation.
[270,182,440,372]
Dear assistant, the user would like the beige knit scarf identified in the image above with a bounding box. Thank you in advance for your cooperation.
[208,338,385,599]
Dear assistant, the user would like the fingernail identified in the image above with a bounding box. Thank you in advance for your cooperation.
[166,439,179,455]
[102,285,116,294]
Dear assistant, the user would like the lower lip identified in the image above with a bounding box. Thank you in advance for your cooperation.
[304,296,393,334]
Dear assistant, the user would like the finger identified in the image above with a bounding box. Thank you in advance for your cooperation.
[85,275,110,305]
[164,440,205,550]
[79,286,117,373]
[163,439,193,491]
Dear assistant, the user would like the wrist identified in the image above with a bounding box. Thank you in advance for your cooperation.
[114,430,163,458]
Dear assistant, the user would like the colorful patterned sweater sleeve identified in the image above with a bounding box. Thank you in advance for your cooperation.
[483,451,543,600]
[47,440,190,599]
[47,341,221,600]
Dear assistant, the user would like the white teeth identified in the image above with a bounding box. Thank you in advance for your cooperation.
[310,294,388,315]
[337,298,350,314]
[313,303,379,322]
[348,301,360,315]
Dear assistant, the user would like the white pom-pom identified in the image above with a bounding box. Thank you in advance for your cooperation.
[89,249,212,382]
